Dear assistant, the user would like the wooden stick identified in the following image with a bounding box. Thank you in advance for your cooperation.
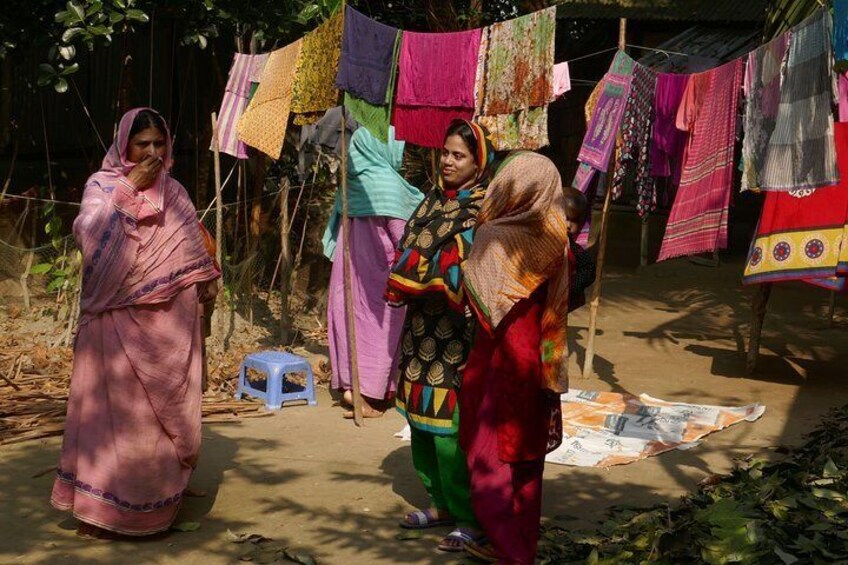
[340,107,364,427]
[747,283,772,374]
[640,216,649,268]
[211,112,224,342]
[278,177,292,345]
[827,290,837,328]
[582,18,627,380]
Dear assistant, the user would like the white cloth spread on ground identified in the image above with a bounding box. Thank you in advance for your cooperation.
[545,390,765,468]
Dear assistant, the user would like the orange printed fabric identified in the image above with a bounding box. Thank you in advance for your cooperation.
[238,40,303,159]
[464,152,570,393]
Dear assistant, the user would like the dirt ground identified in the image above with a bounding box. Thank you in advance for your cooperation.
[1,255,846,565]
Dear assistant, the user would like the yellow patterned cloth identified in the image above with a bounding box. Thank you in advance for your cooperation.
[291,10,344,126]
[237,40,302,159]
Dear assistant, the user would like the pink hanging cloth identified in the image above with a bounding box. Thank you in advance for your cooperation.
[392,28,482,148]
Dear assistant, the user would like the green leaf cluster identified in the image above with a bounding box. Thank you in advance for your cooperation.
[540,405,848,564]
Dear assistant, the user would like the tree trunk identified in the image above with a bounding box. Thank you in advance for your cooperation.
[0,55,13,150]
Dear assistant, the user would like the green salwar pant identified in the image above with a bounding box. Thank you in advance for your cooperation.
[409,425,478,528]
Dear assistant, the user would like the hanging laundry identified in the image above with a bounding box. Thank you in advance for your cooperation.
[296,106,359,182]
[237,40,302,160]
[743,122,848,291]
[291,10,344,126]
[475,7,556,150]
[342,25,402,143]
[553,62,572,98]
[835,0,848,63]
[478,108,549,151]
[336,6,399,105]
[393,28,481,148]
[759,10,838,192]
[611,62,658,215]
[741,32,790,192]
[839,73,848,123]
[213,53,254,159]
[657,59,744,262]
[570,51,634,246]
[247,53,270,102]
[572,51,634,192]
[650,73,688,189]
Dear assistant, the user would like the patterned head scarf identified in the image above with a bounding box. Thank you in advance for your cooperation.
[464,151,571,393]
[387,121,494,308]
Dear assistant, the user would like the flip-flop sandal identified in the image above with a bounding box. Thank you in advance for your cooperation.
[465,538,499,562]
[399,509,455,529]
[437,528,480,553]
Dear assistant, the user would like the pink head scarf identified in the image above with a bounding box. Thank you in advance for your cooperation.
[75,108,219,322]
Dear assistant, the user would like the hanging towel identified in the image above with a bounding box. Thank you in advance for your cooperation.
[238,40,302,160]
[291,10,344,126]
[342,28,401,143]
[213,53,254,159]
[393,28,481,148]
[741,32,791,192]
[744,122,848,291]
[475,7,556,150]
[336,6,399,105]
[759,10,838,192]
[611,62,658,215]
[650,72,689,187]
[575,52,634,175]
[323,126,423,259]
[657,59,744,262]
[247,53,270,103]
[553,62,571,97]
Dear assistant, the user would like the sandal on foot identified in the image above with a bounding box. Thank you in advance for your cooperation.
[437,527,480,553]
[399,509,454,529]
[465,538,499,562]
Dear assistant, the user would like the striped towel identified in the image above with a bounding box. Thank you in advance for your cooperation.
[759,10,839,192]
[212,53,254,159]
[657,59,743,262]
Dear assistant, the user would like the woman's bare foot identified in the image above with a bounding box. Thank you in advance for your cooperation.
[342,402,385,419]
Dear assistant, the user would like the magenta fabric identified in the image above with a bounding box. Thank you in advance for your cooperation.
[650,73,689,183]
[466,356,546,565]
[327,216,407,400]
[393,28,481,147]
[658,60,744,261]
[392,105,474,149]
[395,29,480,107]
[840,73,848,123]
[51,108,220,535]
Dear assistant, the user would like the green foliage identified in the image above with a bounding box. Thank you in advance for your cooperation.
[539,405,848,564]
[28,201,81,303]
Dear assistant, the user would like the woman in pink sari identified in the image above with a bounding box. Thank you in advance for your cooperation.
[51,108,220,537]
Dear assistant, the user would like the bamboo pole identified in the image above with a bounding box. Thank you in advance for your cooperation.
[640,217,649,267]
[747,283,772,374]
[582,18,627,380]
[340,108,364,426]
[211,112,224,342]
[278,177,292,345]
[827,290,837,328]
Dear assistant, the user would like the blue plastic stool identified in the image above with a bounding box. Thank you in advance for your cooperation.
[235,351,317,410]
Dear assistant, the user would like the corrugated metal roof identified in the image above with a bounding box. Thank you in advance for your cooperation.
[555,0,769,23]
[636,26,760,72]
